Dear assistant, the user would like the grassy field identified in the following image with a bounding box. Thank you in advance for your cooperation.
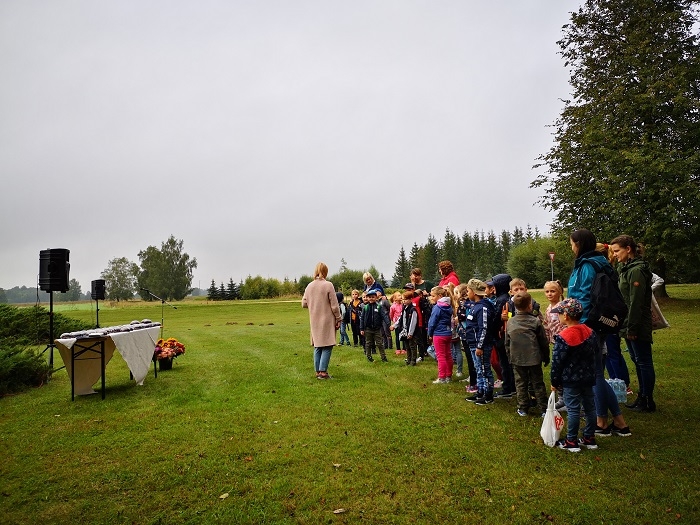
[1,286,699,524]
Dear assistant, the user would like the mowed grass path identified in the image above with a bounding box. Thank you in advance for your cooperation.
[2,287,700,524]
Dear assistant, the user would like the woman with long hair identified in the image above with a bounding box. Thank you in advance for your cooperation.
[567,229,632,436]
[609,235,655,412]
[302,262,342,380]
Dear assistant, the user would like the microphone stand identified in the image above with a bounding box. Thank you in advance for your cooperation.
[140,288,177,339]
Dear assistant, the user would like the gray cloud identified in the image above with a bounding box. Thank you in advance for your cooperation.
[0,0,576,290]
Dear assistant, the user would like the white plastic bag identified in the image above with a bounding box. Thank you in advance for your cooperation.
[651,295,670,331]
[540,391,565,447]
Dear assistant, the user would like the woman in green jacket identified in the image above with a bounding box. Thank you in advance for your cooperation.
[610,235,655,412]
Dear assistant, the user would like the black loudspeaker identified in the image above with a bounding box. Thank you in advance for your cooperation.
[39,249,70,293]
[91,279,106,300]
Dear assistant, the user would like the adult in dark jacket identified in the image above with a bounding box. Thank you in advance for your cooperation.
[490,273,515,397]
[610,234,655,412]
[568,230,631,435]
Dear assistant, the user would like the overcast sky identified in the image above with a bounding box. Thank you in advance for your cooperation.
[1,0,578,292]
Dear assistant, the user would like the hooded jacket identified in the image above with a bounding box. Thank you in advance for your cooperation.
[618,257,653,342]
[428,297,453,337]
[550,323,596,388]
[464,297,496,350]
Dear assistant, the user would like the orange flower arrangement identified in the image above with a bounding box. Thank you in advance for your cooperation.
[153,337,186,360]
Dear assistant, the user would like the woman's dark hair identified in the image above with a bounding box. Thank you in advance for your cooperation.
[609,234,644,258]
[570,229,598,258]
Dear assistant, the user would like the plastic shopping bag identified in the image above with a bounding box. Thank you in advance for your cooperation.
[651,295,670,331]
[540,391,565,447]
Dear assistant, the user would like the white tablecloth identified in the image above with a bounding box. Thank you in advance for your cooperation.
[55,326,161,395]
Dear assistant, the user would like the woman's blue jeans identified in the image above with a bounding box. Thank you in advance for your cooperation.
[604,334,631,386]
[314,346,333,373]
[594,351,622,419]
[626,338,655,397]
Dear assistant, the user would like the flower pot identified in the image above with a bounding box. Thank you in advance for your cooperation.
[159,358,173,371]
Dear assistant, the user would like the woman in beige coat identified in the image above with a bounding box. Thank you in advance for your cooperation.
[302,262,341,379]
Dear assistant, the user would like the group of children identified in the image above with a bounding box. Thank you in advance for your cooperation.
[336,273,619,452]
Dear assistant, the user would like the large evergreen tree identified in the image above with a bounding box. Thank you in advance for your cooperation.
[391,246,410,287]
[532,0,700,281]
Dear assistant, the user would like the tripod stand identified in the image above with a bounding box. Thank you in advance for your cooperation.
[140,288,177,339]
[42,291,57,368]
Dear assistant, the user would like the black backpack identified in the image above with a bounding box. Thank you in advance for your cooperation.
[585,260,628,334]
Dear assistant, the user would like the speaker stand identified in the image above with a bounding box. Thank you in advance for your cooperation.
[42,291,57,368]
[140,288,177,339]
[95,298,100,328]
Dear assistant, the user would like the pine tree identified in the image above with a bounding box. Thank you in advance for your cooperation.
[207,279,218,301]
[391,246,410,287]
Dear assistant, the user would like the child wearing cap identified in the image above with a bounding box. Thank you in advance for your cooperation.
[427,286,454,383]
[505,292,550,417]
[463,279,498,405]
[550,298,598,452]
[360,290,390,363]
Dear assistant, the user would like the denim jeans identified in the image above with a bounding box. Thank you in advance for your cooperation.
[563,386,596,441]
[595,354,622,419]
[604,334,630,385]
[461,339,477,387]
[339,322,350,345]
[313,346,333,373]
[626,338,655,397]
[470,345,493,394]
[451,340,463,374]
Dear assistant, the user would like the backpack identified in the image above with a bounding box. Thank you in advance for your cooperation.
[418,295,432,326]
[585,260,628,334]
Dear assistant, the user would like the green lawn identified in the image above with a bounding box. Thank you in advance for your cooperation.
[1,287,699,524]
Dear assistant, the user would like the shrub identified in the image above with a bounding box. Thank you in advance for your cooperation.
[0,304,92,347]
[0,345,53,396]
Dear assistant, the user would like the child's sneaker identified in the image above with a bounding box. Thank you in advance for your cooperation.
[466,385,479,393]
[366,355,374,362]
[465,393,483,402]
[494,379,503,389]
[579,436,598,450]
[516,408,528,417]
[475,394,494,405]
[611,424,632,437]
[557,438,581,452]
